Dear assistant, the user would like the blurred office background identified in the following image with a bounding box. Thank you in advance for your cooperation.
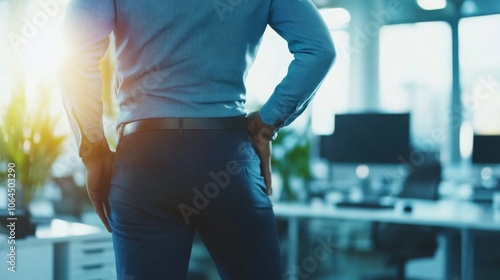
[1,0,500,279]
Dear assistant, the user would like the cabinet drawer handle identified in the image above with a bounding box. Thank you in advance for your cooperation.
[83,248,105,254]
[81,264,104,271]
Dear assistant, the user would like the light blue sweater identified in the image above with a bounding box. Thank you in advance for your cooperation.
[61,0,335,145]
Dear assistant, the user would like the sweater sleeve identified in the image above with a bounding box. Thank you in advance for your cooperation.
[260,0,336,127]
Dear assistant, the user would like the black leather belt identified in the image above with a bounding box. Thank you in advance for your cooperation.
[118,117,248,140]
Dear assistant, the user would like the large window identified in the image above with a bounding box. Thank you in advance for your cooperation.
[0,1,67,113]
[459,14,500,135]
[246,8,351,134]
[379,21,452,153]
[311,30,350,135]
[312,8,351,135]
[245,27,293,112]
[0,1,11,107]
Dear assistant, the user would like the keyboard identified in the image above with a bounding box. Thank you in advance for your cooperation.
[335,201,395,210]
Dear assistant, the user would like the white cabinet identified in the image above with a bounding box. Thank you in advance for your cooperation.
[0,239,54,280]
[0,219,115,280]
[55,238,116,280]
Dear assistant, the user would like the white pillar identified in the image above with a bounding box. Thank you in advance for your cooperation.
[347,0,384,111]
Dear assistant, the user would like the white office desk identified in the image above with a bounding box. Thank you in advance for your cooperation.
[0,219,113,280]
[273,200,500,280]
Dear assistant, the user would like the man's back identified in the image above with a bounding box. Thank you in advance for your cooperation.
[61,1,335,278]
[64,0,334,129]
[113,0,269,123]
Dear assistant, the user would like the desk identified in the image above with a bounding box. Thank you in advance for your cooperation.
[0,219,113,280]
[273,199,500,280]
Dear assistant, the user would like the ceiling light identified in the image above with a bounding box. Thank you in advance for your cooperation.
[319,8,351,29]
[417,0,447,10]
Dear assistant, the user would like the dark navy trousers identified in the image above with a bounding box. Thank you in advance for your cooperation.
[108,130,282,280]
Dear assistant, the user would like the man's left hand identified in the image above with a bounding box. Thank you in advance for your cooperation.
[247,112,278,196]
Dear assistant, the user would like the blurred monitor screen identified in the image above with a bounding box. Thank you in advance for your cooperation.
[320,113,410,164]
[472,135,500,164]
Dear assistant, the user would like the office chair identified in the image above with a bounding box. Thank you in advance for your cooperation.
[398,156,442,200]
[368,223,438,280]
[366,154,441,280]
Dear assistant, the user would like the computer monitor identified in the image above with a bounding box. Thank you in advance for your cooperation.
[471,135,500,197]
[472,135,500,164]
[320,113,411,164]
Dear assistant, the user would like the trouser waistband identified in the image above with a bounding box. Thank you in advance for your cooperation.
[117,117,248,141]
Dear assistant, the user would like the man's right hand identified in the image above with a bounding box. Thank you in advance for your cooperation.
[247,112,277,196]
[84,150,114,233]
[81,139,115,232]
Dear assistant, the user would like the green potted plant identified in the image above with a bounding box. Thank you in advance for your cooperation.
[271,127,312,201]
[0,84,67,208]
